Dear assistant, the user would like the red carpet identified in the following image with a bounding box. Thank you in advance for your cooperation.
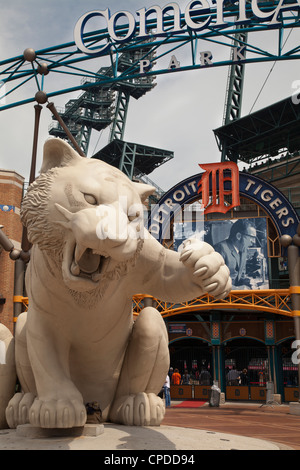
[172,400,207,408]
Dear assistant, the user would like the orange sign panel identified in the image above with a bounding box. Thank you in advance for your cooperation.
[198,162,240,214]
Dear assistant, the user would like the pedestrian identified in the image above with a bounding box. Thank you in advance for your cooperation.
[163,374,171,407]
[181,369,190,385]
[171,368,181,385]
[226,365,240,386]
[239,368,249,385]
[199,367,211,385]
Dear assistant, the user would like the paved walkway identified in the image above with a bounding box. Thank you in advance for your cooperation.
[0,401,298,450]
[163,401,300,450]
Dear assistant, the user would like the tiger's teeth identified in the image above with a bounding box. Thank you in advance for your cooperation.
[75,244,86,263]
[92,272,101,281]
[71,261,80,276]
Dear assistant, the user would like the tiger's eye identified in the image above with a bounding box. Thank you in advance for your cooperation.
[84,194,97,205]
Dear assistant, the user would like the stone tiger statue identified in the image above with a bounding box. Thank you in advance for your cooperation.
[0,138,231,429]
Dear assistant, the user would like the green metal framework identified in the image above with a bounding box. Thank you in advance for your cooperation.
[92,138,173,180]
[223,25,248,126]
[1,2,300,182]
[48,41,157,154]
[214,95,300,163]
[1,2,299,111]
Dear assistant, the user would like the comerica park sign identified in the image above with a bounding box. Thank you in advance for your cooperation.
[74,0,300,56]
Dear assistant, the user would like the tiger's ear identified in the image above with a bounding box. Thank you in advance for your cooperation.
[40,138,81,173]
[133,182,156,203]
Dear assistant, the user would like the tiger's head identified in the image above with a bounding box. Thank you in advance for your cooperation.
[21,138,154,292]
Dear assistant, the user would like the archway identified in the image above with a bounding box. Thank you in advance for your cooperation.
[169,337,212,381]
[223,337,268,401]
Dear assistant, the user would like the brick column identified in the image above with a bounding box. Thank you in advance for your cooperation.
[0,170,25,333]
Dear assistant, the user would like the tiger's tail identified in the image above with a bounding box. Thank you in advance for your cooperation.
[0,324,16,429]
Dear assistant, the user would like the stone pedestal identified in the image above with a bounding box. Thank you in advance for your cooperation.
[16,423,104,438]
[273,394,282,405]
[220,392,226,405]
[289,402,300,416]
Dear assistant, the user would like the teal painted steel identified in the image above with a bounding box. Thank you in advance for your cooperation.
[0,2,299,111]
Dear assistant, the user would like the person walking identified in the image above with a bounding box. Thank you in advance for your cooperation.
[181,369,191,385]
[226,365,240,386]
[163,374,171,407]
[171,368,181,385]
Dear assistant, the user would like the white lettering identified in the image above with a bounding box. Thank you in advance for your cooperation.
[269,197,282,209]
[183,184,191,195]
[245,179,256,191]
[282,217,294,227]
[137,3,182,37]
[261,189,273,202]
[236,0,248,24]
[149,223,160,235]
[233,46,246,61]
[164,198,174,208]
[253,183,262,195]
[140,59,151,73]
[107,10,136,42]
[74,10,111,56]
[292,340,300,365]
[173,190,185,201]
[74,0,300,56]
[75,1,300,56]
[188,180,198,192]
[292,80,300,105]
[252,0,300,25]
[214,0,227,26]
[185,0,211,31]
[200,50,213,65]
[104,455,139,467]
[168,55,181,69]
[276,206,289,219]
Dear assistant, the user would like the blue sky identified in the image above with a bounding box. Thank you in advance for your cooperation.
[0,0,299,190]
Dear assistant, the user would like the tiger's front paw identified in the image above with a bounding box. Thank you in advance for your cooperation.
[110,392,165,426]
[180,238,232,299]
[29,397,87,428]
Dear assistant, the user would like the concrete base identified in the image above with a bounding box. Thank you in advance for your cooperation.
[289,402,300,416]
[0,424,283,450]
[220,393,226,405]
[273,394,282,405]
[16,423,104,438]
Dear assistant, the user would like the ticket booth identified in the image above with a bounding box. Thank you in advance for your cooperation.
[224,338,269,401]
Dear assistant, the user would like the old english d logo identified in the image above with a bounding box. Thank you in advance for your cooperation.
[198,162,240,214]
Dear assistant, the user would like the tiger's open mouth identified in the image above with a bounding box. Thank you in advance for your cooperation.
[62,240,111,290]
[70,244,109,282]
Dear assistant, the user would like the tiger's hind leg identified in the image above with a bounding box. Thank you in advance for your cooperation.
[109,307,170,426]
[0,323,16,428]
[5,312,37,429]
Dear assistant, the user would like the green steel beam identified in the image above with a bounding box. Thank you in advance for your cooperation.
[0,3,299,111]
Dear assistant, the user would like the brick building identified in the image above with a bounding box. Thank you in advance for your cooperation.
[0,169,24,333]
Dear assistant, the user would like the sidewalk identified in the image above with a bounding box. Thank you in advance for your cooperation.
[162,400,300,450]
[0,401,298,450]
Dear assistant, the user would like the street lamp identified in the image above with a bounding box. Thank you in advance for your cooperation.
[280,223,300,413]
